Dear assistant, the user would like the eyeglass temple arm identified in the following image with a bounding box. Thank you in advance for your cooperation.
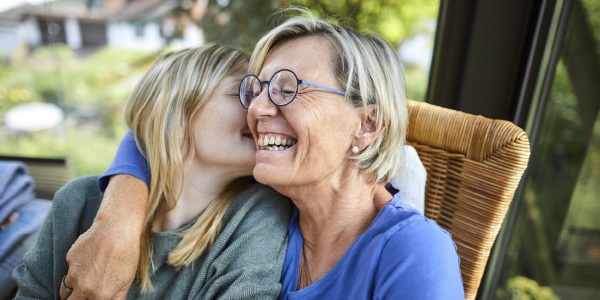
[299,80,346,96]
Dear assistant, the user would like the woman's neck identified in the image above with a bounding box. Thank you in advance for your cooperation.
[290,178,393,288]
[152,164,237,232]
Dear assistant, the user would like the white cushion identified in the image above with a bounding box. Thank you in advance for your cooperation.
[389,145,426,214]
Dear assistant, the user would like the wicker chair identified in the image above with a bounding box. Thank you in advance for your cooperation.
[406,100,530,300]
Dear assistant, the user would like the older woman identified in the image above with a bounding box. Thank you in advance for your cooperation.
[241,13,464,299]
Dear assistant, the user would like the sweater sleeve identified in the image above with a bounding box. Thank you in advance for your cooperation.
[12,176,103,299]
[374,218,465,300]
[97,130,150,192]
[199,185,292,300]
[11,203,56,299]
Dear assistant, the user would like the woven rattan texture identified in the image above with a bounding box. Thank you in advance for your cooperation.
[406,100,530,300]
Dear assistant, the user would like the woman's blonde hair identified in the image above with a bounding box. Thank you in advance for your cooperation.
[124,44,250,292]
[249,9,408,183]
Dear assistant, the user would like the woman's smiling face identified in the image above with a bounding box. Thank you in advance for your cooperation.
[247,36,363,191]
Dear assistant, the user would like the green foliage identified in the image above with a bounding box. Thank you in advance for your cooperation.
[583,0,600,56]
[1,127,126,177]
[198,1,279,51]
[0,45,156,176]
[194,0,439,49]
[66,126,128,176]
[497,276,559,300]
[31,43,76,61]
[404,66,429,101]
[1,45,156,110]
[291,0,439,46]
[1,131,68,159]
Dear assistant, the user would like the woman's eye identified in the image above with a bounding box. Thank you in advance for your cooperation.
[282,90,296,96]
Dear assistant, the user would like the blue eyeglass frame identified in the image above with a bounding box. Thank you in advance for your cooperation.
[238,68,346,109]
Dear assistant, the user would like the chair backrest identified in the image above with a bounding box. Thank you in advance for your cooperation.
[406,100,530,300]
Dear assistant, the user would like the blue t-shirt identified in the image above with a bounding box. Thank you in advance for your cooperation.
[280,194,464,300]
[98,130,150,192]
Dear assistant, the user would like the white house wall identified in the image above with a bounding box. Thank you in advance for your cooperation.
[170,24,204,49]
[2,17,203,57]
[0,17,40,56]
[0,27,18,56]
[107,21,163,50]
[23,18,41,46]
[64,17,81,49]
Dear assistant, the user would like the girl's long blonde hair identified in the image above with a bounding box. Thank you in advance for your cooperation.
[124,44,250,292]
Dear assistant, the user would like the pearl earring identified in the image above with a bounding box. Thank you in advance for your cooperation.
[352,146,359,153]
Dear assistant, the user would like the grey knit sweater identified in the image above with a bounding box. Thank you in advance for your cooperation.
[12,176,291,299]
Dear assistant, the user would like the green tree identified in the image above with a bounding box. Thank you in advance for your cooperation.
[290,0,438,46]
[172,0,438,49]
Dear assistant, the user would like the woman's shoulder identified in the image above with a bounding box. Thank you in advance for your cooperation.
[376,196,456,254]
[372,206,464,298]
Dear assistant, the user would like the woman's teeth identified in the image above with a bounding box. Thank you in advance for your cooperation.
[257,134,297,151]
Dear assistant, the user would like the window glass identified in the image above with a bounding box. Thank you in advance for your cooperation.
[496,0,600,298]
[0,0,439,177]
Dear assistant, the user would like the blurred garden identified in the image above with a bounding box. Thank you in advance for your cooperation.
[1,44,156,175]
[0,0,439,177]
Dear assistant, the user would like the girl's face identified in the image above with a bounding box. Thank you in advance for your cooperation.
[190,65,256,178]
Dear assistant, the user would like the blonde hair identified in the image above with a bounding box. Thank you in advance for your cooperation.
[124,44,250,292]
[250,9,408,183]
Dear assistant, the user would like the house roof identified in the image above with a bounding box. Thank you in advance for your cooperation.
[21,0,106,20]
[0,0,177,23]
[0,3,33,22]
[108,0,177,22]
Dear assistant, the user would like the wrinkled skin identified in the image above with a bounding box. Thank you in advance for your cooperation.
[60,175,147,299]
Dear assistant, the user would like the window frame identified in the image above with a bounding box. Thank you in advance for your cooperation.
[426,0,571,298]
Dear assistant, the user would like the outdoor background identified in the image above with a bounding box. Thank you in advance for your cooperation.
[0,0,438,176]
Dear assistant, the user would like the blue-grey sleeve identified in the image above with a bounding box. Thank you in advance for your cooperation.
[97,130,150,192]
[375,219,465,300]
[13,176,103,299]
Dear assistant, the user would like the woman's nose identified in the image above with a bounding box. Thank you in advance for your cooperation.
[249,88,279,118]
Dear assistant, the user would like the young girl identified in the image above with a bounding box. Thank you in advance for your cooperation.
[13,44,291,299]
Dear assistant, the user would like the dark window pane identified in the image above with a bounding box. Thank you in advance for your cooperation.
[496,0,600,298]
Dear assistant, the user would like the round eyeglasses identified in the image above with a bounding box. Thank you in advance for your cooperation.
[238,69,346,109]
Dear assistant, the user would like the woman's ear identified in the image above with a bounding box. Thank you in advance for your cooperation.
[354,104,385,151]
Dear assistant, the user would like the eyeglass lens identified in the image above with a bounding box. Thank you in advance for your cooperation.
[239,70,299,108]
